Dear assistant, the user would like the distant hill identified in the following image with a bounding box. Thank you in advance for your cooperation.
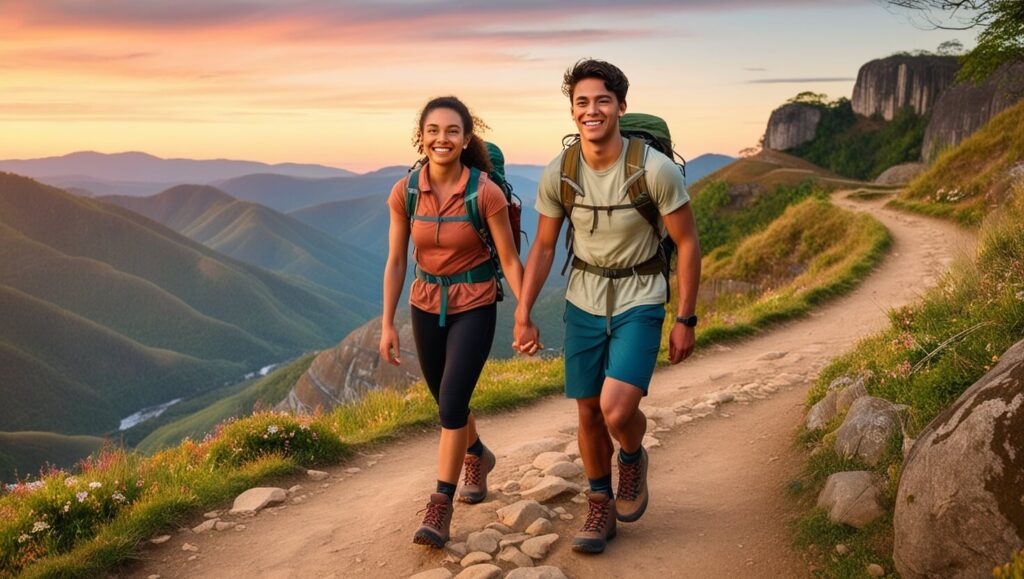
[686,153,737,184]
[0,172,372,435]
[0,432,105,481]
[35,175,179,198]
[0,151,354,183]
[690,150,866,197]
[210,172,397,213]
[101,185,382,304]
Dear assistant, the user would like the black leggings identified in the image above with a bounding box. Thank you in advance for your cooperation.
[410,302,497,429]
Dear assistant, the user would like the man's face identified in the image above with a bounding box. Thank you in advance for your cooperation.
[571,77,625,144]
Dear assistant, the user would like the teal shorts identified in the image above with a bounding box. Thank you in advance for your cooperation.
[563,302,666,399]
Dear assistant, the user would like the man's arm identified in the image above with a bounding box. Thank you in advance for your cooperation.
[663,203,701,364]
[513,214,563,355]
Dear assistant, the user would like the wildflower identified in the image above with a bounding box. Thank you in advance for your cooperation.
[31,521,49,533]
[267,425,280,435]
[112,492,126,503]
[76,491,88,502]
[17,534,30,544]
[136,479,144,488]
[64,477,78,488]
[88,481,102,489]
[63,501,71,513]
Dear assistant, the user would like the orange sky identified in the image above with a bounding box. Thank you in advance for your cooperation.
[0,1,974,172]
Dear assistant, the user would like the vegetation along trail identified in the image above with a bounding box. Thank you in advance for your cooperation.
[126,192,974,578]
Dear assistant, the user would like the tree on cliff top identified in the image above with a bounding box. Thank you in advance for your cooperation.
[887,0,1024,82]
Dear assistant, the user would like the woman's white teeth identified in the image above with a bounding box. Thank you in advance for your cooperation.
[432,147,452,152]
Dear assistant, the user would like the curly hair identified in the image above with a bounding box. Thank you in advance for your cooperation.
[561,59,629,104]
[413,96,492,173]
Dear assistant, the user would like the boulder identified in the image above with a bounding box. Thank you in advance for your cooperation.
[894,339,1024,579]
[816,471,885,528]
[454,564,502,579]
[460,552,493,567]
[520,534,559,559]
[542,461,582,479]
[466,530,500,555]
[506,567,569,579]
[497,545,534,568]
[806,390,840,431]
[229,487,287,515]
[764,104,822,151]
[496,500,546,531]
[874,163,925,186]
[520,477,580,503]
[836,378,869,414]
[306,469,329,481]
[851,55,959,120]
[526,518,553,536]
[834,396,900,466]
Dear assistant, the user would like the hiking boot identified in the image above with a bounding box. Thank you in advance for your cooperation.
[571,492,617,554]
[412,493,452,548]
[616,446,649,522]
[458,446,496,504]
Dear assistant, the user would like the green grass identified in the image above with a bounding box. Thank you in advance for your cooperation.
[793,184,1024,578]
[846,189,896,201]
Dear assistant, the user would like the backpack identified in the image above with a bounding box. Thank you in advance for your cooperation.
[406,142,523,325]
[558,113,686,332]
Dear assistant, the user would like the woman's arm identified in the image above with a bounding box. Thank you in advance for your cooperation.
[485,207,524,302]
[380,204,410,365]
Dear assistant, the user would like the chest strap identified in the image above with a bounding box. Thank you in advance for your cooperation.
[571,251,665,335]
[415,260,496,327]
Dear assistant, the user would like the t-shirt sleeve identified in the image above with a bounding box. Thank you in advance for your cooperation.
[386,177,409,217]
[480,176,509,219]
[646,150,690,215]
[534,155,565,218]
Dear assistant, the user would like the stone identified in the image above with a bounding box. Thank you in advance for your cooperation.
[496,500,547,532]
[187,555,199,562]
[519,475,544,492]
[532,452,571,471]
[805,389,839,431]
[192,518,219,534]
[182,543,199,552]
[202,510,220,519]
[235,524,246,530]
[764,104,822,150]
[288,485,303,494]
[834,397,900,466]
[835,380,869,414]
[756,350,787,361]
[454,565,502,579]
[461,552,494,567]
[714,392,735,405]
[409,569,454,579]
[306,469,329,481]
[214,521,236,531]
[558,514,573,521]
[147,575,161,579]
[230,487,287,515]
[344,467,361,474]
[149,535,171,545]
[642,435,661,449]
[446,542,468,558]
[542,461,582,479]
[835,544,849,555]
[499,533,532,548]
[816,471,885,528]
[525,517,553,536]
[894,339,1024,579]
[501,480,521,494]
[520,533,559,559]
[505,567,569,579]
[867,563,885,577]
[520,477,580,503]
[467,530,500,555]
[561,441,580,458]
[875,162,925,185]
[505,438,567,458]
[497,545,534,568]
[485,522,514,534]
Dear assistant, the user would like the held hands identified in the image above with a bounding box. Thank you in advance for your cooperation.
[379,324,401,366]
[669,323,695,365]
[513,316,543,356]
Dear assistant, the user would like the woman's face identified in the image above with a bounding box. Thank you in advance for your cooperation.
[421,107,467,167]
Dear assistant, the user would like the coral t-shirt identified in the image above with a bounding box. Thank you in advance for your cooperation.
[387,165,508,315]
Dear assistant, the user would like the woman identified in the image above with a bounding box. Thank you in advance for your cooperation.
[379,96,526,548]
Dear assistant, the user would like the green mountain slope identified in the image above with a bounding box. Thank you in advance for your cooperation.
[0,431,105,481]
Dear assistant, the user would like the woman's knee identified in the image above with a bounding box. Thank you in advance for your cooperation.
[438,405,470,429]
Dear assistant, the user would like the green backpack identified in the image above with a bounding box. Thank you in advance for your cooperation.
[406,142,522,326]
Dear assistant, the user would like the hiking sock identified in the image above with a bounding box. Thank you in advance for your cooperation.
[436,480,457,500]
[466,437,484,457]
[619,446,643,465]
[588,474,614,498]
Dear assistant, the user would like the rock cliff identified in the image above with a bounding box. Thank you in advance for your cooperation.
[276,315,421,414]
[922,62,1024,162]
[851,55,959,120]
[763,103,822,151]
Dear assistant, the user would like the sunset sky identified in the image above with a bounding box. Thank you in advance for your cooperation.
[0,0,975,172]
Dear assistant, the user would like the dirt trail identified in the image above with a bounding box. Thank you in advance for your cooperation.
[125,193,974,579]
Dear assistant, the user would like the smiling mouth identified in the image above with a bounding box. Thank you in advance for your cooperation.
[431,147,453,153]
[583,120,603,127]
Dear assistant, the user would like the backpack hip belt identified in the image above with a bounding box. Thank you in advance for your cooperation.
[570,251,665,335]
[415,260,496,327]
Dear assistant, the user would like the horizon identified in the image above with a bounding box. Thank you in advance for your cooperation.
[0,0,975,172]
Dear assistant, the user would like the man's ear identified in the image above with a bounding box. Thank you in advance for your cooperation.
[619,99,627,117]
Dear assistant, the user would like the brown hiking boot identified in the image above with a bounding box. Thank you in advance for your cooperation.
[458,447,496,504]
[412,493,452,548]
[571,492,617,554]
[616,447,649,522]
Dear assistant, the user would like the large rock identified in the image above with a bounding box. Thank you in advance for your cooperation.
[806,374,864,431]
[519,477,580,503]
[496,500,546,531]
[505,567,569,579]
[229,487,287,515]
[520,534,560,559]
[894,339,1024,579]
[275,314,420,414]
[851,55,959,120]
[816,471,885,528]
[875,162,925,185]
[922,62,1024,162]
[834,396,900,466]
[764,103,822,151]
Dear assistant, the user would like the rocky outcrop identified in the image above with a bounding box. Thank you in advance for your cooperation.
[894,339,1024,579]
[764,103,822,150]
[851,55,959,120]
[276,314,420,414]
[922,62,1024,162]
[875,162,925,185]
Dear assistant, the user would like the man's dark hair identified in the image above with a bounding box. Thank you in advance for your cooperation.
[561,59,629,103]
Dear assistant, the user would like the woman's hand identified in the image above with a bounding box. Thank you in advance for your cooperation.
[380,323,401,366]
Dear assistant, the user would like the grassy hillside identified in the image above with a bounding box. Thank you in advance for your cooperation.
[102,185,382,304]
[288,194,390,250]
[890,99,1024,226]
[212,172,397,213]
[0,433,105,482]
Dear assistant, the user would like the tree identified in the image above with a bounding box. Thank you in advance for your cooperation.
[937,39,965,55]
[886,0,1024,81]
[786,91,829,106]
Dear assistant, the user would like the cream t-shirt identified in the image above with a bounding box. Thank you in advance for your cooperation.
[535,138,690,316]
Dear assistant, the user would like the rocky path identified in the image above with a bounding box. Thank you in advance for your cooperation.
[123,193,974,579]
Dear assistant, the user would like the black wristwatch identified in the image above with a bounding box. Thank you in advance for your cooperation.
[675,314,698,328]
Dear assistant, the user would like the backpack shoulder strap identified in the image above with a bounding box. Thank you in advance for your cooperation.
[559,141,583,214]
[462,168,485,240]
[406,168,421,221]
[624,137,660,237]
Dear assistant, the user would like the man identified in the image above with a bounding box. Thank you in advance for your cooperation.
[514,59,701,554]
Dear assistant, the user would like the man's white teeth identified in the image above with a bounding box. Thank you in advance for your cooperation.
[584,121,602,126]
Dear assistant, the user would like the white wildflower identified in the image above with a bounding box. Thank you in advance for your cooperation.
[63,501,71,513]
[31,521,49,533]
[64,477,78,488]
[88,481,102,489]
[111,492,126,503]
[17,534,30,543]
[76,491,88,502]
[267,425,279,435]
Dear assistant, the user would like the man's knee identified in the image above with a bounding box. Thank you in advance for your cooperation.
[600,400,637,433]
[577,398,605,431]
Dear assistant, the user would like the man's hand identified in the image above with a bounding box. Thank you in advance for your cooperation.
[379,324,401,366]
[513,317,543,356]
[669,323,695,364]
